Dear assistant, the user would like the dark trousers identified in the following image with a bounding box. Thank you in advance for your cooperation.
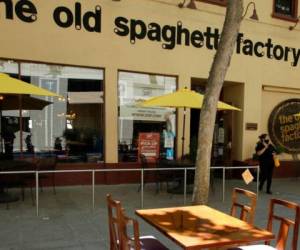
[259,165,274,192]
[4,144,13,160]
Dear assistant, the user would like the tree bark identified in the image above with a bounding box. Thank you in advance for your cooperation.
[192,0,244,204]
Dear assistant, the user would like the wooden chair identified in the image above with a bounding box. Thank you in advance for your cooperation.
[36,156,56,194]
[107,194,123,250]
[24,157,56,205]
[106,194,168,250]
[230,188,257,225]
[228,198,300,250]
[119,208,168,250]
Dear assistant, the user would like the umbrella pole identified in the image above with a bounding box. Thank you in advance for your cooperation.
[19,95,23,158]
[181,107,186,159]
[0,108,2,153]
[18,62,23,158]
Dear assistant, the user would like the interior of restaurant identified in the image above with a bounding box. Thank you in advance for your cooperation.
[0,60,104,163]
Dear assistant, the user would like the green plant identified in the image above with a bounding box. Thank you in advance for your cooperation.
[275,145,285,154]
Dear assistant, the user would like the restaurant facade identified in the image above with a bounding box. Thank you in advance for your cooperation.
[1,0,300,179]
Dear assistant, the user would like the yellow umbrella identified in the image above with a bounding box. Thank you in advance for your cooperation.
[139,88,241,111]
[0,73,59,97]
[138,87,241,157]
[0,95,52,110]
[0,73,60,156]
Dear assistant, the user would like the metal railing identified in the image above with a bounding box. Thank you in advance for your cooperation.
[0,165,259,216]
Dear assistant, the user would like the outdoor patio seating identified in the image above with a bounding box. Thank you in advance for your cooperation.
[155,157,174,194]
[230,188,257,225]
[136,204,273,250]
[25,156,57,204]
[0,159,36,208]
[137,154,159,193]
[228,198,300,250]
[106,194,168,250]
[36,156,57,194]
[106,194,123,250]
[0,174,25,209]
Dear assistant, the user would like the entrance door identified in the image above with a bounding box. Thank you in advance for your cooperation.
[189,82,233,165]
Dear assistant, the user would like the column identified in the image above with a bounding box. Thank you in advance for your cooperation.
[104,67,118,163]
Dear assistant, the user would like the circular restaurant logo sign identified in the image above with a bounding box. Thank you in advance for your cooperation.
[268,99,300,153]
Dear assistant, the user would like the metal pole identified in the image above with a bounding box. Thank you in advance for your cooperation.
[141,169,144,208]
[256,166,260,198]
[181,107,186,158]
[35,171,39,216]
[18,62,24,158]
[222,167,225,202]
[92,170,95,210]
[184,168,187,205]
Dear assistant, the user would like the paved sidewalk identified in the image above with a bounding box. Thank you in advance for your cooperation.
[0,178,299,250]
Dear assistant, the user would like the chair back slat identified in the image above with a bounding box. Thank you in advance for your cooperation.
[276,219,290,250]
[273,215,295,226]
[106,194,123,250]
[265,198,300,250]
[107,194,144,250]
[120,211,141,250]
[230,188,257,225]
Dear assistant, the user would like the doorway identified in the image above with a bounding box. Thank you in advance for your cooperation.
[189,79,236,165]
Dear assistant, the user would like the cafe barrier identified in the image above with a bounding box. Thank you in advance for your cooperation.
[0,166,259,216]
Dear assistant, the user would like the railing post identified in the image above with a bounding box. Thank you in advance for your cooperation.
[222,167,225,202]
[184,168,187,205]
[141,169,144,208]
[36,171,39,216]
[92,170,95,210]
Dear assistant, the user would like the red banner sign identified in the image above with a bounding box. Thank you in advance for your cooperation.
[138,133,160,163]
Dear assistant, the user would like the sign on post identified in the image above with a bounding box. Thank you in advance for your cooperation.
[138,133,160,163]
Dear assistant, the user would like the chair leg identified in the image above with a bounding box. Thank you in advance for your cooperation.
[137,183,145,192]
[155,172,160,194]
[155,181,160,194]
[30,186,35,206]
[21,186,25,201]
[52,173,56,195]
[210,171,215,194]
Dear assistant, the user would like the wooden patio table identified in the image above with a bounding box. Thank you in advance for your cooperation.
[136,205,274,250]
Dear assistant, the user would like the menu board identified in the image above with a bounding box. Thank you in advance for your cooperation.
[138,133,160,163]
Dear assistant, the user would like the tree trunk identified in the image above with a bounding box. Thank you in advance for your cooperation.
[193,0,244,204]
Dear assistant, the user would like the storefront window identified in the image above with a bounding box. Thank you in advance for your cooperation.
[118,71,176,162]
[0,60,104,163]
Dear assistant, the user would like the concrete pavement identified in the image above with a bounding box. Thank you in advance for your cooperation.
[0,178,299,250]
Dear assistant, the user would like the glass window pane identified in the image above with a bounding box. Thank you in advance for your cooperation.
[118,71,176,162]
[0,61,104,163]
[0,60,19,159]
[275,0,293,16]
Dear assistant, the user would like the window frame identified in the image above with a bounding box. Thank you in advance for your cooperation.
[0,57,106,163]
[117,69,179,163]
[272,0,299,22]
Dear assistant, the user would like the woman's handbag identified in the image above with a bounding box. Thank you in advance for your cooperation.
[273,155,280,168]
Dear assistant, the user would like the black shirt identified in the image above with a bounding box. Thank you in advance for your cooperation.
[255,142,276,167]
